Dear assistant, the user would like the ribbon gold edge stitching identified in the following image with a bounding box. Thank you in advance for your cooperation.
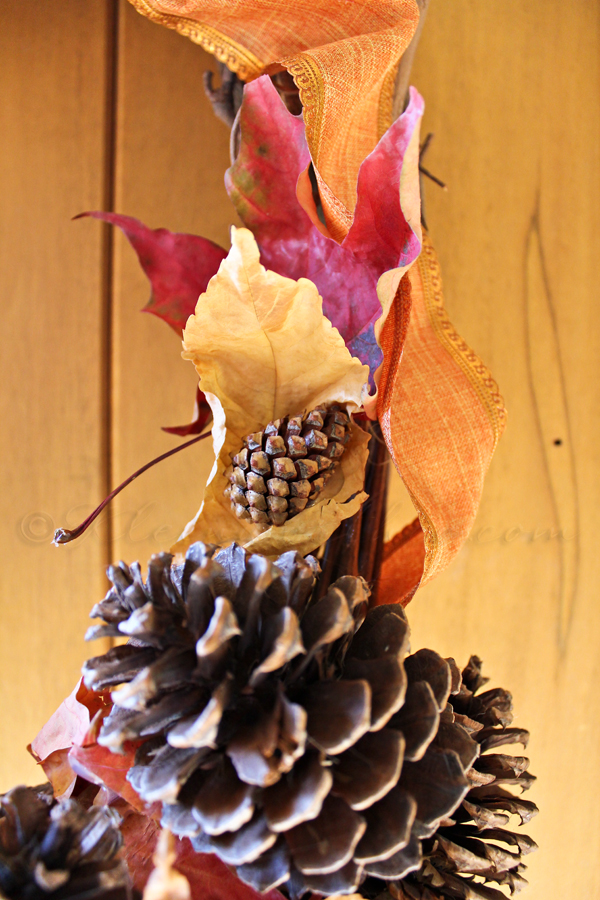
[127,0,264,80]
[283,54,325,167]
[418,232,507,451]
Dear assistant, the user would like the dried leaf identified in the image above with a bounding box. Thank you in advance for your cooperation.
[28,679,111,798]
[162,384,212,437]
[77,211,227,332]
[69,738,146,812]
[77,212,219,435]
[174,227,370,558]
[143,830,191,900]
[81,78,421,388]
[120,807,285,900]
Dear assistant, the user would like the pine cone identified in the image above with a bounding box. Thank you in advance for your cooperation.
[367,656,538,900]
[226,405,351,527]
[0,785,133,899]
[82,545,536,898]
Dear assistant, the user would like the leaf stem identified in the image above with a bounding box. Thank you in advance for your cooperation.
[53,431,211,546]
[358,421,390,595]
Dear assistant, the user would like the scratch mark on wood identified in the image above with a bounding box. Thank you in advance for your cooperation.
[524,197,580,655]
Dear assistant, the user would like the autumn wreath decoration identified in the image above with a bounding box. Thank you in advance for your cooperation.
[3,3,536,900]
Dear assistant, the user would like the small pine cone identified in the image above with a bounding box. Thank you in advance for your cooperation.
[82,543,535,899]
[226,404,351,528]
[366,656,538,900]
[0,785,133,899]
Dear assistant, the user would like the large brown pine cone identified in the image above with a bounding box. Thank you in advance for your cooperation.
[0,785,132,899]
[226,405,351,527]
[368,657,538,900]
[82,544,536,898]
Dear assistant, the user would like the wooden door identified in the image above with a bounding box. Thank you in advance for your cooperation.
[1,1,598,896]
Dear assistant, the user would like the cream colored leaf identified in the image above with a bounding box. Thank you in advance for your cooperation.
[143,830,191,900]
[172,227,370,558]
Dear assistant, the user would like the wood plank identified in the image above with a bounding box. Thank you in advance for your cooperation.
[110,0,237,567]
[391,2,600,897]
[0,2,114,787]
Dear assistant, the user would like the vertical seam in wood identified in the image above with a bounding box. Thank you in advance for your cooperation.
[101,0,120,587]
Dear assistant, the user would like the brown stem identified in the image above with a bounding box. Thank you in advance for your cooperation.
[53,431,211,546]
[368,470,390,607]
[334,508,364,581]
[315,507,363,600]
[316,421,390,599]
[420,131,434,158]
[203,64,244,128]
[358,422,390,589]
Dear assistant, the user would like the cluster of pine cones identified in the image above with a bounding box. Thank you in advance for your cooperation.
[82,542,537,899]
[226,405,351,527]
[0,784,133,899]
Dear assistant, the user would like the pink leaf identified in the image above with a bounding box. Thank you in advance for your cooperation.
[30,680,92,760]
[224,78,311,248]
[225,76,424,378]
[76,211,227,333]
[29,680,111,798]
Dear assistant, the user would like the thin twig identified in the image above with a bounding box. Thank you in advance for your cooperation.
[420,131,434,159]
[53,431,211,545]
[358,422,390,589]
[419,164,448,191]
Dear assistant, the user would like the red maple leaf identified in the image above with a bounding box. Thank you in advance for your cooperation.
[77,211,218,435]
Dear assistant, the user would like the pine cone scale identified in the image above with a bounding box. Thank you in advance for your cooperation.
[331,729,405,810]
[262,751,333,833]
[128,744,207,805]
[404,650,452,712]
[399,749,470,834]
[365,833,422,880]
[390,681,440,762]
[300,679,372,755]
[354,786,417,864]
[285,796,366,875]
[343,655,408,731]
[198,812,277,866]
[302,859,363,895]
[191,759,254,835]
[236,838,291,892]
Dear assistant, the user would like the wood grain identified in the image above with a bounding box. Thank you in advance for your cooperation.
[109,0,237,567]
[0,1,114,787]
[398,2,600,897]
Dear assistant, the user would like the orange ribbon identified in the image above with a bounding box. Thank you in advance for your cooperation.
[377,233,506,605]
